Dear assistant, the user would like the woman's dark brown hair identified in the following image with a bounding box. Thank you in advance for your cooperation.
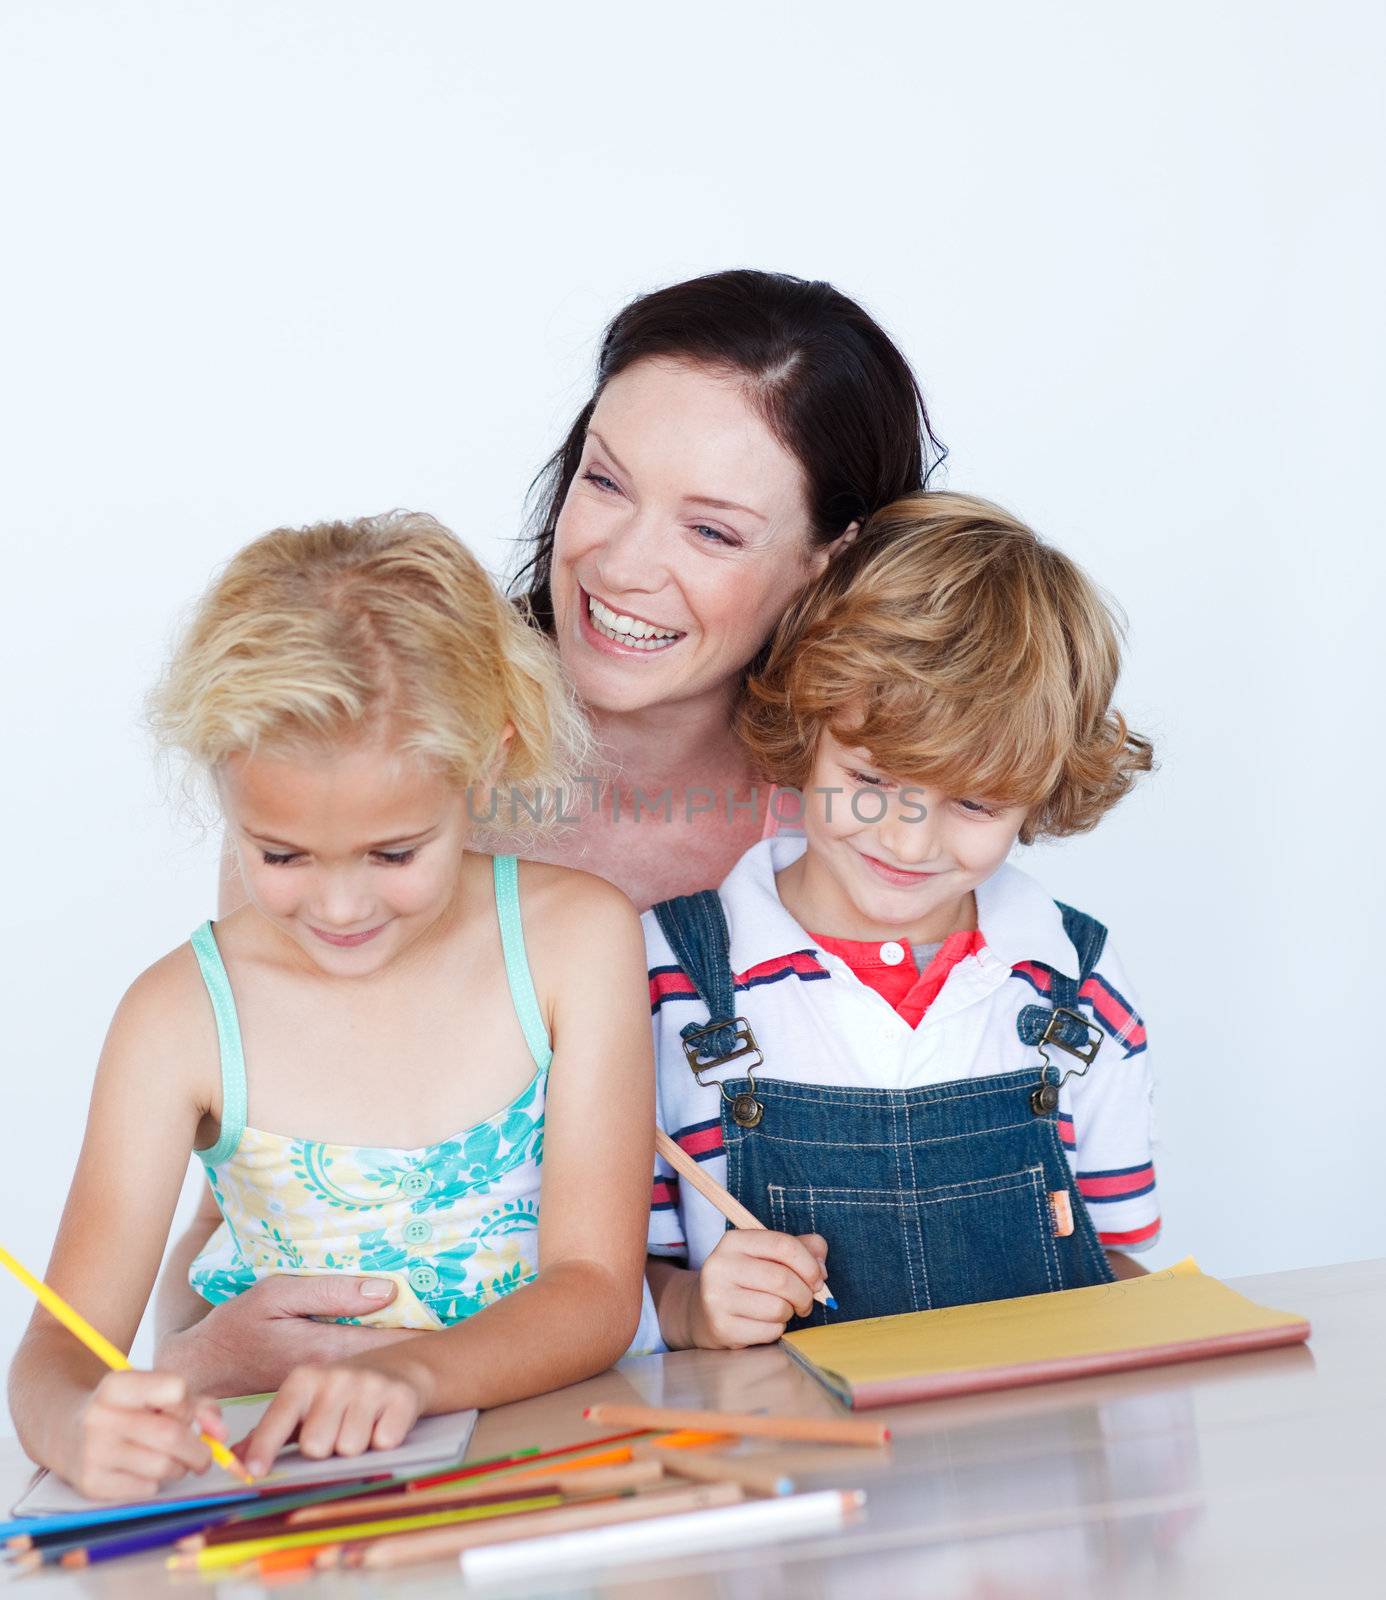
[511,269,945,630]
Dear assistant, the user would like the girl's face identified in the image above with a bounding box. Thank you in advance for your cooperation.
[551,357,836,717]
[781,728,1031,942]
[219,737,471,978]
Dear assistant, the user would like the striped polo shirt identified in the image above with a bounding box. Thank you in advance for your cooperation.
[645,834,1159,1277]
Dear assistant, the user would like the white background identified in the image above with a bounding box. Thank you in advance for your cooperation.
[2,2,1382,1418]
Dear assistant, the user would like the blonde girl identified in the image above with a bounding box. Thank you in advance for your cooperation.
[7,513,653,1499]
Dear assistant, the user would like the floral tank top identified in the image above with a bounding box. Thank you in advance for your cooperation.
[188,854,549,1330]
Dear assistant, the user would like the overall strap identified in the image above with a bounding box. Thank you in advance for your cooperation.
[1052,901,1108,1007]
[493,854,553,1073]
[1015,900,1109,1054]
[189,921,247,1166]
[651,891,741,1059]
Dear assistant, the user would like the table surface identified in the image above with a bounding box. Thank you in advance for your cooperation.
[3,1259,1381,1599]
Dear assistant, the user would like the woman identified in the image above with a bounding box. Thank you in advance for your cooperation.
[505,268,943,907]
[156,268,945,1393]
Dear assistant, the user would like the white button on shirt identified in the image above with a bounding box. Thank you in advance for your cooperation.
[644,835,1159,1293]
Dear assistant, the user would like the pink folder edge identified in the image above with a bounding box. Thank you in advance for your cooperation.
[782,1315,1312,1410]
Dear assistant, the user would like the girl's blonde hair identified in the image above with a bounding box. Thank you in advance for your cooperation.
[739,492,1153,844]
[150,512,590,821]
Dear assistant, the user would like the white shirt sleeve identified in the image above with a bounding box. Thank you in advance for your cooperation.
[1065,935,1161,1252]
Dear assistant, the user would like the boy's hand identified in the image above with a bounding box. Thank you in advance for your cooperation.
[240,1362,423,1479]
[64,1370,225,1502]
[690,1230,829,1349]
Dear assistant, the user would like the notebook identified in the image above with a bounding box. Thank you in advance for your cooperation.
[11,1393,478,1517]
[780,1258,1310,1410]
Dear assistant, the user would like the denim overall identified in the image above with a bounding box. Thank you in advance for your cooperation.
[652,893,1116,1329]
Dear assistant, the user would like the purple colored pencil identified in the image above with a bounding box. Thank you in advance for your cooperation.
[61,1516,227,1568]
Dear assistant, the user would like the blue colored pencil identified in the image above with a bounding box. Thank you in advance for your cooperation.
[4,1466,405,1551]
[1,1489,260,1544]
[9,1502,243,1554]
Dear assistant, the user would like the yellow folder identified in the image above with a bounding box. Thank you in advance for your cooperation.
[781,1258,1310,1409]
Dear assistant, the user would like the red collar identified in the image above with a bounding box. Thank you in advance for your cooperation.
[811,928,986,1028]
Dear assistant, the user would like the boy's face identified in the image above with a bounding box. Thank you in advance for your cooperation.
[783,728,1031,941]
[218,735,473,978]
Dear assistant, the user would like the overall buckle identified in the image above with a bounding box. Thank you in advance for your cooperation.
[681,1016,763,1079]
[1030,1007,1103,1116]
[1040,1006,1102,1067]
[681,1018,765,1128]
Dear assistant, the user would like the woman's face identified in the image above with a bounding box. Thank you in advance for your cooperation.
[551,357,832,717]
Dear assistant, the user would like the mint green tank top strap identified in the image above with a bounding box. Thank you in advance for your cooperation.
[189,922,248,1167]
[188,853,551,1167]
[492,852,553,1075]
[185,855,553,1330]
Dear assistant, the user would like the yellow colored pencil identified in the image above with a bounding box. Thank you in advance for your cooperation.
[167,1493,564,1572]
[0,1242,254,1487]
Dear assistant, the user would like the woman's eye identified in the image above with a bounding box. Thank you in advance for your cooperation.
[957,799,998,817]
[583,470,620,494]
[374,849,417,866]
[692,524,736,547]
[847,769,889,789]
[260,850,301,866]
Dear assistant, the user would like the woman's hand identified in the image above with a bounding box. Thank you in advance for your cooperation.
[239,1359,427,1479]
[156,1275,420,1397]
[58,1370,226,1503]
[688,1230,829,1349]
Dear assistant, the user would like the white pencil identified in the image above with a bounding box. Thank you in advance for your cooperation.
[458,1488,864,1586]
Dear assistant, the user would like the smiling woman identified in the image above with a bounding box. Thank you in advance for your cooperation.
[506,269,946,910]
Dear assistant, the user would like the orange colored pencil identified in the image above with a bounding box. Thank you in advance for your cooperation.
[494,1428,725,1484]
[406,1430,646,1491]
[583,1402,889,1447]
[252,1545,320,1578]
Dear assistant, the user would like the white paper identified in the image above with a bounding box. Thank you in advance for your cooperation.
[12,1395,478,1517]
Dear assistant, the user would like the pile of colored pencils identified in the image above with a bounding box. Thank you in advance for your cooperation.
[3,1403,884,1581]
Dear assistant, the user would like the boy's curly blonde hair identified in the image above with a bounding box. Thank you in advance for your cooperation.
[149,512,590,822]
[739,492,1153,844]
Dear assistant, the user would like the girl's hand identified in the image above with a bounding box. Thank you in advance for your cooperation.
[63,1371,226,1503]
[240,1362,424,1479]
[690,1231,829,1349]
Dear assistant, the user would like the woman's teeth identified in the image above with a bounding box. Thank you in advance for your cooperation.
[588,595,683,650]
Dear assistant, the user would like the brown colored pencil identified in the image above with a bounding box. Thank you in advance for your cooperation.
[583,1403,889,1447]
[353,1482,743,1569]
[655,1129,837,1308]
[284,1459,663,1525]
[633,1443,795,1497]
